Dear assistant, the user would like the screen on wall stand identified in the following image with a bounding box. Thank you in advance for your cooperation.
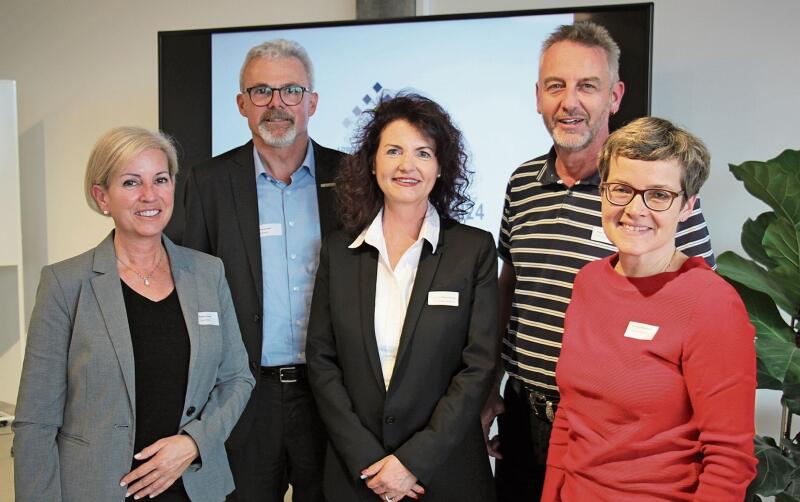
[158,3,653,241]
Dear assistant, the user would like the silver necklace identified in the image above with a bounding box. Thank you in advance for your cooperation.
[116,249,164,287]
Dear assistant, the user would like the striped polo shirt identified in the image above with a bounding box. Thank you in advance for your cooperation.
[498,148,715,394]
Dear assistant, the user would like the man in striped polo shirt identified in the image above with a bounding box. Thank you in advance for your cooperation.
[484,22,715,501]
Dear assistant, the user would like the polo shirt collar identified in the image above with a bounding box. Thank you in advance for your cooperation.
[538,146,602,187]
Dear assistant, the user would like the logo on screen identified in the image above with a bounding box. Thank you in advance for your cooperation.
[342,82,384,130]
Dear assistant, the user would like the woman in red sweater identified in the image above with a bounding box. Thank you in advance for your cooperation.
[541,117,757,501]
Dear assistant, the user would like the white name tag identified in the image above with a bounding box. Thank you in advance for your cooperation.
[590,226,612,244]
[198,312,220,326]
[260,223,283,237]
[623,321,659,341]
[428,291,459,307]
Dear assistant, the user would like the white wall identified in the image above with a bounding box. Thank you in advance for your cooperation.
[422,0,799,442]
[0,81,24,405]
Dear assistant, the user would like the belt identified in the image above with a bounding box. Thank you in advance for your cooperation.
[260,365,307,383]
[509,378,559,423]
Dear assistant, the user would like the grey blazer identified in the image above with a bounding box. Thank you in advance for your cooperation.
[13,232,255,501]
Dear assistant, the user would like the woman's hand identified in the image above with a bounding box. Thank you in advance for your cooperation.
[362,455,425,501]
[120,434,199,499]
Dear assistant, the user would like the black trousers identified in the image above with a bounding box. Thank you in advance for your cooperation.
[226,367,327,502]
[494,380,553,502]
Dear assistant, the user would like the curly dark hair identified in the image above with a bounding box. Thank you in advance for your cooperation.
[336,92,473,232]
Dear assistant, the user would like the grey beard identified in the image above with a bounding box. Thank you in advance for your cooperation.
[258,121,297,148]
[551,128,593,152]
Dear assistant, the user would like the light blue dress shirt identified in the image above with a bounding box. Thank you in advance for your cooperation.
[254,142,321,366]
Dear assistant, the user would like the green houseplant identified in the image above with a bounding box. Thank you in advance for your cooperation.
[716,149,800,501]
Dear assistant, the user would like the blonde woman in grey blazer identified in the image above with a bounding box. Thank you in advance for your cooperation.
[13,127,255,501]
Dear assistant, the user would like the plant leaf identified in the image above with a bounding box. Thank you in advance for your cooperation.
[759,358,785,390]
[743,212,779,269]
[729,281,793,343]
[730,150,800,224]
[776,492,800,502]
[763,217,800,307]
[785,383,800,415]
[718,251,795,314]
[756,336,800,387]
[752,435,797,496]
[726,280,796,387]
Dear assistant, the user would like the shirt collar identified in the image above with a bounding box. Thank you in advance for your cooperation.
[348,202,441,254]
[538,146,602,187]
[253,140,316,181]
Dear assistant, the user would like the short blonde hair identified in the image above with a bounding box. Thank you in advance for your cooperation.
[84,126,179,215]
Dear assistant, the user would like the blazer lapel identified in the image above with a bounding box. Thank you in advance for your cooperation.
[358,247,386,395]
[228,142,264,305]
[164,237,200,407]
[394,238,443,373]
[90,233,137,412]
[313,140,341,237]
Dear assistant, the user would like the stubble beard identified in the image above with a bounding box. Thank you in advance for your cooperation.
[551,125,594,152]
[257,108,300,148]
[258,120,297,148]
[547,103,611,153]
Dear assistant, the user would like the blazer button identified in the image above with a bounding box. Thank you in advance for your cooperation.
[385,416,395,424]
[186,406,196,417]
[253,313,261,323]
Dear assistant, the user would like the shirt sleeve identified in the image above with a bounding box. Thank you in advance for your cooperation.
[393,232,499,484]
[306,236,388,479]
[683,275,757,501]
[498,173,515,264]
[181,258,255,465]
[12,266,69,501]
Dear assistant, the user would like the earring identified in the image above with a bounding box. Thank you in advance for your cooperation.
[437,173,441,178]
[103,210,109,215]
[371,170,375,175]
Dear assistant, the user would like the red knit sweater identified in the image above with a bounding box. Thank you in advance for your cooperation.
[542,255,757,502]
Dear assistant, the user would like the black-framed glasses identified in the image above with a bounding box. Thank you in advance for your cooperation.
[243,84,311,107]
[601,182,685,211]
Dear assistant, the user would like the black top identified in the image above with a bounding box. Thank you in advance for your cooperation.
[122,281,191,501]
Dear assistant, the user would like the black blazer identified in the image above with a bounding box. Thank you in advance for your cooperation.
[307,219,499,502]
[178,139,345,447]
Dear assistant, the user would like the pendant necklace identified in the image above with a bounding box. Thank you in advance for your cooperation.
[117,249,164,287]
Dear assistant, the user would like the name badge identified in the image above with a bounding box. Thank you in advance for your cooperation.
[260,223,283,237]
[623,321,659,341]
[428,291,459,307]
[590,226,612,244]
[198,312,220,326]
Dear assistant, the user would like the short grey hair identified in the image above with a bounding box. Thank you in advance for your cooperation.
[85,126,179,215]
[541,21,621,83]
[239,39,315,91]
[598,117,711,198]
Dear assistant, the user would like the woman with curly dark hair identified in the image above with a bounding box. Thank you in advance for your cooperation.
[307,93,499,502]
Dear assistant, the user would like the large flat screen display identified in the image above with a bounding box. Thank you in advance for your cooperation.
[159,4,653,241]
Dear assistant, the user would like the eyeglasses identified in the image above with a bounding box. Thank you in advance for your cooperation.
[243,84,311,107]
[601,182,684,212]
